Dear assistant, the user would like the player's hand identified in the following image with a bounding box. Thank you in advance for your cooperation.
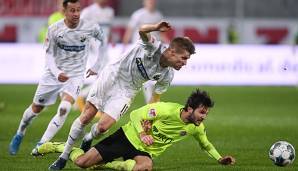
[156,21,172,32]
[140,132,154,146]
[58,73,69,82]
[86,69,97,78]
[218,156,235,165]
[141,120,152,133]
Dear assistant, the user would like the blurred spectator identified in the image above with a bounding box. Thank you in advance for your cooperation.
[38,0,64,43]
[227,22,239,44]
[122,0,169,46]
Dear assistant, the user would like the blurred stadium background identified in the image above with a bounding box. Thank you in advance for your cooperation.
[0,0,298,170]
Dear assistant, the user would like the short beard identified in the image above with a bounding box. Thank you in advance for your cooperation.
[187,111,199,126]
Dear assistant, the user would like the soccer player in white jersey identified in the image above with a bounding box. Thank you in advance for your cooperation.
[123,0,170,104]
[9,0,104,156]
[75,0,114,112]
[49,21,195,170]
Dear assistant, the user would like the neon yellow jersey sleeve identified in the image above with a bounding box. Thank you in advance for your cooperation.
[48,12,64,26]
[192,124,222,160]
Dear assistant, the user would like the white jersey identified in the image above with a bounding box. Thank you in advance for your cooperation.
[128,8,163,43]
[81,3,114,43]
[44,19,104,79]
[87,36,174,120]
[114,36,174,94]
[81,3,114,72]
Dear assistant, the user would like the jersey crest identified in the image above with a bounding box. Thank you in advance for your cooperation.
[148,108,157,118]
[152,73,161,81]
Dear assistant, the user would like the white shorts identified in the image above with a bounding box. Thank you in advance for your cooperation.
[33,72,84,106]
[87,67,138,121]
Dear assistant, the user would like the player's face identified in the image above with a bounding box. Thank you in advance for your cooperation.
[96,0,108,6]
[64,2,80,26]
[166,48,190,70]
[187,105,209,126]
[144,0,156,11]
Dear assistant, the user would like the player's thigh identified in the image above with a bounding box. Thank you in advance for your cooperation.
[96,112,116,132]
[33,84,61,106]
[133,155,153,171]
[86,66,119,111]
[93,128,130,163]
[61,76,84,101]
[103,93,133,121]
[79,101,98,124]
[75,147,103,168]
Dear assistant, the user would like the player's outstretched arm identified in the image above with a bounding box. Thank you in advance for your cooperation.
[218,156,236,165]
[139,21,172,42]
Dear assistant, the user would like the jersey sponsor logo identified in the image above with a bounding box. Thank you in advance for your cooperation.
[136,58,150,80]
[38,98,45,103]
[57,43,86,52]
[90,93,96,97]
[80,36,86,42]
[152,125,173,144]
[148,108,157,118]
[152,73,161,81]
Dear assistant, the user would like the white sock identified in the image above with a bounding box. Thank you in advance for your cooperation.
[83,123,98,141]
[17,105,39,136]
[84,123,108,141]
[39,101,72,144]
[60,118,85,160]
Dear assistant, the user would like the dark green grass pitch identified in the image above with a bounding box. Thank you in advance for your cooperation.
[0,85,297,171]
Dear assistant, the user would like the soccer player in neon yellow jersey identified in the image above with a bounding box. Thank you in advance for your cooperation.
[38,0,64,43]
[41,89,235,170]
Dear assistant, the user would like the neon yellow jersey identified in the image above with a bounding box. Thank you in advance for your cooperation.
[48,12,64,26]
[38,12,64,43]
[122,102,222,160]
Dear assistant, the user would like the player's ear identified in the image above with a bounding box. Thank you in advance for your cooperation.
[187,106,193,113]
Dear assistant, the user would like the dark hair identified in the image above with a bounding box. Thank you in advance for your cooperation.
[183,89,214,111]
[170,37,195,55]
[63,0,79,8]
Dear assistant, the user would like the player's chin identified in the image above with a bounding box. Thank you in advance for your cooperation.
[72,18,80,24]
[194,121,202,126]
[174,66,182,70]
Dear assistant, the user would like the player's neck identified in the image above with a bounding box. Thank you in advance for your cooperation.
[159,50,170,68]
[180,110,189,123]
[159,55,167,68]
[64,19,79,29]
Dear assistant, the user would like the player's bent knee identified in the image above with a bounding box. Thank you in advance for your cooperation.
[135,160,153,171]
[59,108,67,116]
[97,122,110,133]
[32,103,44,113]
[74,157,89,168]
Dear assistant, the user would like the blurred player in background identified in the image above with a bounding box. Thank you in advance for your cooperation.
[75,0,115,113]
[38,89,235,170]
[9,0,104,156]
[49,21,195,170]
[38,0,65,43]
[123,0,170,104]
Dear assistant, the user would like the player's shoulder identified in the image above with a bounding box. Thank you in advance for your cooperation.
[132,8,146,17]
[48,19,64,32]
[80,19,99,29]
[155,10,163,17]
[154,102,182,110]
